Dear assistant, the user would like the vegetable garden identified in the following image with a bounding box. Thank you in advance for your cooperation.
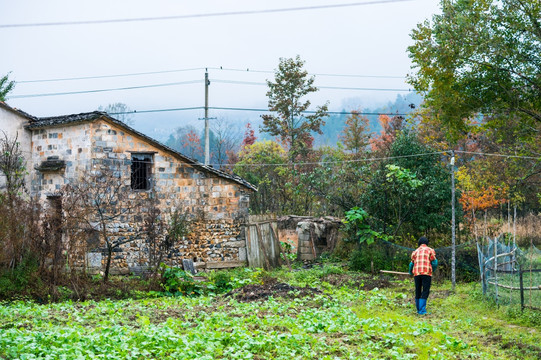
[1,265,540,359]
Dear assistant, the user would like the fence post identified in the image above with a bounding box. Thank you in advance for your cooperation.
[519,270,524,312]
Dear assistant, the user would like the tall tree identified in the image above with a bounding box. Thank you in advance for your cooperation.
[341,110,371,155]
[0,73,15,101]
[261,55,328,162]
[408,0,541,138]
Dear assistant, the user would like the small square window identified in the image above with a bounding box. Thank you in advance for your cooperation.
[131,153,153,190]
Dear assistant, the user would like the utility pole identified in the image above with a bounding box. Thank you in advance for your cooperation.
[450,150,456,291]
[204,70,210,165]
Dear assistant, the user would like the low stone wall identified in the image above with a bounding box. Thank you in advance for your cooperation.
[278,216,344,261]
[83,217,248,275]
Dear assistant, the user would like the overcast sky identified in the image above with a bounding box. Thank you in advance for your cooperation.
[0,0,441,139]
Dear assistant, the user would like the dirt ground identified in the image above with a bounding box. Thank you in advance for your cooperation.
[225,280,321,302]
[322,273,393,290]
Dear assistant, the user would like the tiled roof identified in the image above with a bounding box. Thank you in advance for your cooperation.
[26,111,257,191]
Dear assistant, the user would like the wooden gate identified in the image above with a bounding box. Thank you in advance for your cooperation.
[245,215,287,270]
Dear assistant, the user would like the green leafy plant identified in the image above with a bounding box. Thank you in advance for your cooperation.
[160,264,202,297]
[343,207,383,244]
[280,241,297,261]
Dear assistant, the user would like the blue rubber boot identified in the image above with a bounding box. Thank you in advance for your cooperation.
[415,298,420,312]
[418,298,427,315]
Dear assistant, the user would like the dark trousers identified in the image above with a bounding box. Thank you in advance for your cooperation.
[414,275,432,300]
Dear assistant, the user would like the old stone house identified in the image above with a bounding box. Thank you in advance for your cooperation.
[0,101,256,274]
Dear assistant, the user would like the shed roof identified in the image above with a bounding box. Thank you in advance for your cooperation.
[26,111,257,191]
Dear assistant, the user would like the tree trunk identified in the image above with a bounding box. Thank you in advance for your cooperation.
[104,243,113,282]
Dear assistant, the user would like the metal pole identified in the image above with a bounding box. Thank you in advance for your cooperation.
[520,270,524,311]
[494,236,498,302]
[204,70,210,165]
[451,151,456,291]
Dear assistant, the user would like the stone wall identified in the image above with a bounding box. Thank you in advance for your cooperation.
[30,123,93,198]
[278,216,343,261]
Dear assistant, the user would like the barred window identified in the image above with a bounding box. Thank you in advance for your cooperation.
[131,153,153,190]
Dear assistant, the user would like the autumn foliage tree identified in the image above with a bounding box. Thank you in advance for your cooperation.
[370,114,405,153]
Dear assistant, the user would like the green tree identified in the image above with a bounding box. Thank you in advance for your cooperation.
[261,56,328,162]
[340,111,371,155]
[233,140,288,214]
[0,73,15,101]
[408,0,541,138]
[363,130,454,239]
[308,145,370,214]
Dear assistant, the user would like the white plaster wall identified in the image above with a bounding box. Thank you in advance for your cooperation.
[0,106,33,192]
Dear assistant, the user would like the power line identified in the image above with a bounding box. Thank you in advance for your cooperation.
[110,106,410,116]
[454,150,540,161]
[16,66,405,84]
[0,0,413,28]
[16,68,206,84]
[10,80,201,98]
[208,66,405,79]
[10,79,412,98]
[212,79,411,92]
[219,151,446,167]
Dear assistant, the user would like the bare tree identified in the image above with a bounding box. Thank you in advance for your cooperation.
[0,131,27,200]
[210,118,241,168]
[62,165,146,282]
[98,103,134,126]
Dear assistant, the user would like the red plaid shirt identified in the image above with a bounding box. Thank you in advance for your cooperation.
[411,244,436,276]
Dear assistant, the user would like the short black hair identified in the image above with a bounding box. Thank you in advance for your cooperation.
[418,236,429,246]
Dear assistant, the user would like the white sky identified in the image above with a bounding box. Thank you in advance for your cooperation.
[0,0,441,139]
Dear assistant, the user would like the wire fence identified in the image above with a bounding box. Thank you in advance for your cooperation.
[478,235,541,311]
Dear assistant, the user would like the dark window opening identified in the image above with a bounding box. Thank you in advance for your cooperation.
[131,154,153,190]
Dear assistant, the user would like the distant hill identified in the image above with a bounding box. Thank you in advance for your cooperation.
[315,92,423,147]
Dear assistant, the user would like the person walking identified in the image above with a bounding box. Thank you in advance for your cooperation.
[409,236,437,315]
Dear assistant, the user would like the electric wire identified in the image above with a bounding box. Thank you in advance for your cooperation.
[16,66,405,84]
[109,106,410,116]
[11,79,412,98]
[211,79,411,92]
[207,66,405,79]
[0,0,413,28]
[9,80,201,99]
[454,150,541,161]
[218,151,446,167]
[16,68,206,84]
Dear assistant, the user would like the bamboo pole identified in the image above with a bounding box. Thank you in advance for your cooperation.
[380,270,411,276]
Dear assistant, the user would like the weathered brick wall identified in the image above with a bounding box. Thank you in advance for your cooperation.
[31,118,252,274]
